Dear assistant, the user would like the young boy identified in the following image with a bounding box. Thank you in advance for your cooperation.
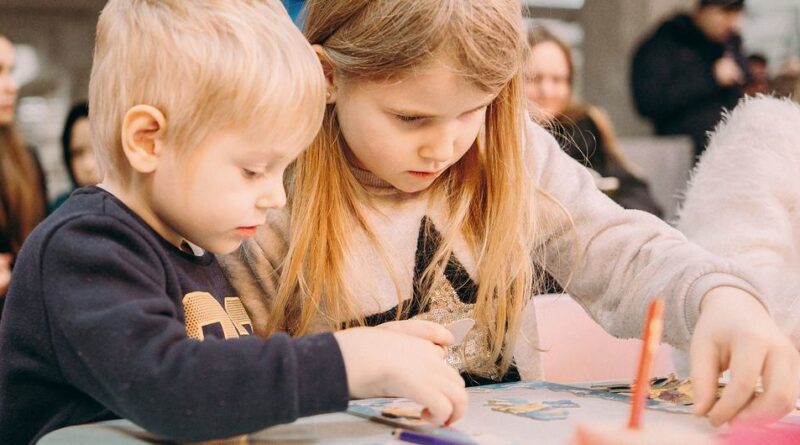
[0,1,466,443]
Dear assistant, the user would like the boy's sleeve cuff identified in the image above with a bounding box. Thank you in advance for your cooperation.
[293,332,350,417]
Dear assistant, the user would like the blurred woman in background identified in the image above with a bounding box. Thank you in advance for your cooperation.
[0,33,47,315]
[50,102,99,211]
[525,27,662,217]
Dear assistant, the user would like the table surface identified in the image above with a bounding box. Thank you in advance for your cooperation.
[39,381,723,445]
[39,413,404,445]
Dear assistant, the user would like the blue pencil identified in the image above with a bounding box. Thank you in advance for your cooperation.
[392,428,472,445]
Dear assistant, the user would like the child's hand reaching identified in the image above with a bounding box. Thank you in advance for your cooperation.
[333,325,468,426]
[691,286,800,426]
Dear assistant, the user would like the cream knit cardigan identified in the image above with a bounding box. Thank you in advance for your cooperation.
[678,96,800,350]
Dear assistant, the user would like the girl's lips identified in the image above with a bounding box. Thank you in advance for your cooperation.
[408,170,442,178]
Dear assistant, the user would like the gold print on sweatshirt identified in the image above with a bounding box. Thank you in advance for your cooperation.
[182,292,253,340]
[224,297,253,336]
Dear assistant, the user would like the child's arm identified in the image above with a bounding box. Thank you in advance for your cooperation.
[40,216,349,441]
[41,216,465,440]
[524,119,799,425]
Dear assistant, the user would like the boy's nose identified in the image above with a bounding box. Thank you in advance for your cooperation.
[256,184,287,210]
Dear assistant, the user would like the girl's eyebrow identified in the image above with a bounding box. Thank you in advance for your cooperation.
[386,100,494,118]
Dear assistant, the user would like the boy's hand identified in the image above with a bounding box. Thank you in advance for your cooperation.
[333,327,468,426]
[0,253,12,295]
[691,286,800,426]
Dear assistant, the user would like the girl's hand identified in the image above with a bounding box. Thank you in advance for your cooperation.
[0,253,12,295]
[690,286,800,426]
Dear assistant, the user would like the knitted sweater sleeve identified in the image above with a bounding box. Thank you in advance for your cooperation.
[523,117,766,350]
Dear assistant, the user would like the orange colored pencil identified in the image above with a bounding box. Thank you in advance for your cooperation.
[627,298,665,429]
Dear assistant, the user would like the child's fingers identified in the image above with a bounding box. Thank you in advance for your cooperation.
[436,358,466,425]
[416,388,453,426]
[707,343,765,426]
[418,360,466,425]
[379,320,454,346]
[690,337,721,417]
[444,363,465,386]
[733,345,799,425]
[442,379,468,425]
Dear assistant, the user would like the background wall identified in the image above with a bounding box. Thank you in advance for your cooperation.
[1,0,104,200]
[2,0,798,202]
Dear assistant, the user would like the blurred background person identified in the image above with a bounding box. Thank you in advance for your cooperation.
[50,102,98,211]
[0,33,46,316]
[526,27,663,217]
[631,0,749,158]
[743,53,770,96]
[774,58,800,101]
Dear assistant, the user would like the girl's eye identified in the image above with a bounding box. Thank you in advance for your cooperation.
[396,114,425,123]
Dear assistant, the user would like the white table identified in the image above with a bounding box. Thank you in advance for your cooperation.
[40,381,718,444]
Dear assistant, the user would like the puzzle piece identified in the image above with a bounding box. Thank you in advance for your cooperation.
[486,398,579,421]
[382,406,422,420]
[445,318,475,347]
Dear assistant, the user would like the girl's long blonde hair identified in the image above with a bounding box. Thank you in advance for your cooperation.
[273,0,541,374]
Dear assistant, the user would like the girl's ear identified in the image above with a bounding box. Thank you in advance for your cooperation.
[312,44,337,104]
[121,105,167,174]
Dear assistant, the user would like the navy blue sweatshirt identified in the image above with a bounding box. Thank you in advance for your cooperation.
[0,187,349,444]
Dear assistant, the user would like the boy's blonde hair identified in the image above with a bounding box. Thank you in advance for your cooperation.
[89,0,325,185]
[273,0,548,376]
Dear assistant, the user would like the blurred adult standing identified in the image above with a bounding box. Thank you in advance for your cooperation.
[743,53,770,96]
[50,102,99,211]
[632,0,749,158]
[0,34,47,316]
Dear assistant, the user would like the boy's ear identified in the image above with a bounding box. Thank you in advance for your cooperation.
[121,105,167,174]
[312,44,337,104]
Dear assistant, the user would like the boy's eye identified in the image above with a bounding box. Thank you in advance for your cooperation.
[241,168,263,179]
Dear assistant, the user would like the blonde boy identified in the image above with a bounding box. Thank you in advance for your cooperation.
[0,1,466,443]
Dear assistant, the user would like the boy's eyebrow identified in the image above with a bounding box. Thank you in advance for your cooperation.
[386,100,494,118]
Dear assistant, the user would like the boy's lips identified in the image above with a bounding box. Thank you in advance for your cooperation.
[236,226,259,237]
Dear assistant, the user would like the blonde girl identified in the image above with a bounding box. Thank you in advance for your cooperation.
[224,0,799,427]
